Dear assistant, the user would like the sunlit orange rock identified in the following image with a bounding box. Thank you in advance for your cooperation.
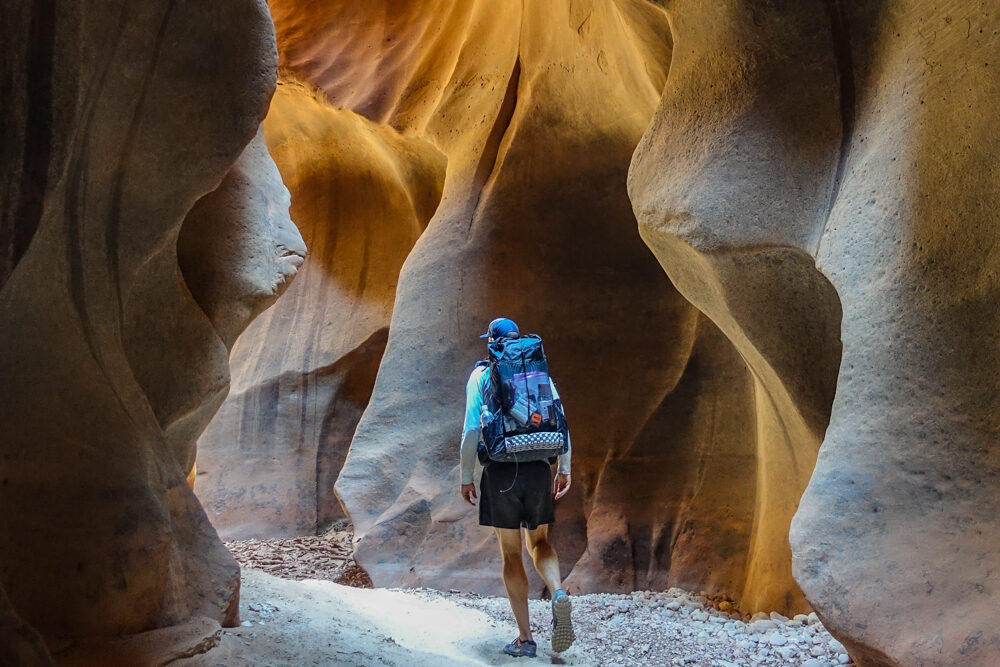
[194,76,445,538]
[257,0,825,616]
[268,0,793,612]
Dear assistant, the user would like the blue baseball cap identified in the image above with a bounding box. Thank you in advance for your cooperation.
[480,317,520,339]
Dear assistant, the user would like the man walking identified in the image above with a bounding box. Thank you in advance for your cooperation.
[460,317,575,658]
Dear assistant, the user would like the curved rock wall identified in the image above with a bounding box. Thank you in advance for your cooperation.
[194,76,445,539]
[629,0,846,613]
[794,3,1000,665]
[321,0,682,594]
[266,0,806,611]
[5,1,992,663]
[251,0,831,614]
[630,1,1000,664]
[0,0,298,652]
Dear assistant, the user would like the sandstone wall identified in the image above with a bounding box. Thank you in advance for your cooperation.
[261,0,814,612]
[629,1,999,664]
[195,76,445,539]
[316,0,680,594]
[0,0,299,655]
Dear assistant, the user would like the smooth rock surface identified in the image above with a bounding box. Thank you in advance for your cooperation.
[313,0,768,604]
[265,0,820,616]
[0,0,296,653]
[630,1,1000,664]
[194,75,445,539]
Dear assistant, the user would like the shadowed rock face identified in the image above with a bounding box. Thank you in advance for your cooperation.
[0,0,301,653]
[0,588,52,666]
[630,1,999,664]
[194,76,445,539]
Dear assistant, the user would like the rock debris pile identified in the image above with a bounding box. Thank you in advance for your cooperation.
[226,524,371,587]
[438,588,853,667]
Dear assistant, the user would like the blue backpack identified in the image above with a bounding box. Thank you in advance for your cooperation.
[477,334,569,464]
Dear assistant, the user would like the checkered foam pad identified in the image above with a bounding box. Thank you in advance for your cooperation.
[504,431,564,452]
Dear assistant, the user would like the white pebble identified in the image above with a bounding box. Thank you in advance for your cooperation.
[803,660,824,667]
[769,632,789,646]
[751,619,777,633]
[839,654,851,664]
[808,612,820,624]
[829,638,847,654]
[810,645,826,657]
[691,611,709,622]
[770,611,789,623]
[777,646,796,660]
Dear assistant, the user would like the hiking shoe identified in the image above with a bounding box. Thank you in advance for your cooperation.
[503,637,537,658]
[550,589,575,652]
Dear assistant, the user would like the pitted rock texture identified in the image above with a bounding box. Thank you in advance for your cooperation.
[629,1,999,665]
[0,0,299,653]
[194,76,445,539]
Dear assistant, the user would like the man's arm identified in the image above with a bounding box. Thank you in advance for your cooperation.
[551,380,572,499]
[460,429,479,506]
[557,433,572,476]
[553,433,572,499]
[460,429,479,484]
[460,367,486,505]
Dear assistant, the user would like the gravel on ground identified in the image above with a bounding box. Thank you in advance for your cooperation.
[219,530,854,667]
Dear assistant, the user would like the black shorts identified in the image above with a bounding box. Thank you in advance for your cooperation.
[479,460,555,530]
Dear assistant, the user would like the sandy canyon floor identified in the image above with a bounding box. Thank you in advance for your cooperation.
[195,528,855,667]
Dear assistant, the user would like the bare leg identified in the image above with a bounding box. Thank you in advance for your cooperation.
[495,527,532,642]
[524,524,562,594]
[526,523,575,652]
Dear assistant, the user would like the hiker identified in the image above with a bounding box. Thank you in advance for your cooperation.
[460,317,575,658]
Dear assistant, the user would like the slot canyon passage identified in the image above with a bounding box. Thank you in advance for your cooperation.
[0,0,997,665]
